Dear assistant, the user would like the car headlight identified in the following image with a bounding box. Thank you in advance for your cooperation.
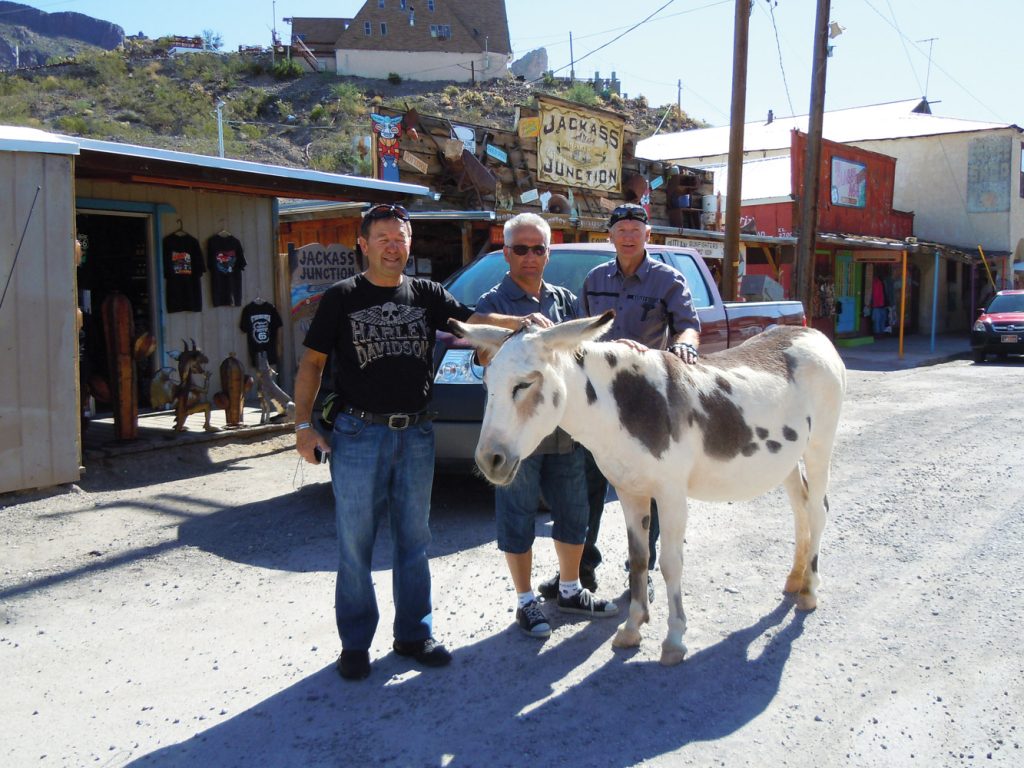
[973,320,989,332]
[434,349,484,384]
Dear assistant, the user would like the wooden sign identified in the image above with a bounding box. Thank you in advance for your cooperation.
[402,151,429,174]
[537,97,625,193]
[518,117,541,139]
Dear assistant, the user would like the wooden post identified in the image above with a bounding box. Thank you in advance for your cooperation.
[723,0,752,302]
[794,0,832,316]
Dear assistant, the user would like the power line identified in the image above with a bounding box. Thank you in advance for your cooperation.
[528,0,683,83]
[881,0,924,96]
[760,0,795,117]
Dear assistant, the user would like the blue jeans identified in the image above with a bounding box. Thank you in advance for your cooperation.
[329,411,436,651]
[495,447,589,553]
[872,307,888,334]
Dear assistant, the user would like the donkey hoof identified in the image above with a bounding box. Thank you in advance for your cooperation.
[612,625,642,648]
[796,591,818,612]
[659,642,688,667]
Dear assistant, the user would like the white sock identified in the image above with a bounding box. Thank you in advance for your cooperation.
[517,590,536,608]
[559,579,582,598]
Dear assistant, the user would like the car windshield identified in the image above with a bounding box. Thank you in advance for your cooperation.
[444,249,612,308]
[987,294,1024,314]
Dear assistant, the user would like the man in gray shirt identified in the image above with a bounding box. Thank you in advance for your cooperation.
[477,213,618,639]
[538,203,701,603]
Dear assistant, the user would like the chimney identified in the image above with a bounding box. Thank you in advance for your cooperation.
[767,109,774,125]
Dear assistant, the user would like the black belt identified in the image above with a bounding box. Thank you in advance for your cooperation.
[340,405,433,430]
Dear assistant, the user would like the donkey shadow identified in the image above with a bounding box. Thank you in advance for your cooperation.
[126,600,804,767]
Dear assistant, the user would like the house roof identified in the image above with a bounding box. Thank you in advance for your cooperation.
[638,99,1018,162]
[334,0,511,55]
[10,131,433,202]
[290,18,352,53]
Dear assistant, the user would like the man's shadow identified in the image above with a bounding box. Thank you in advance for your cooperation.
[127,600,804,767]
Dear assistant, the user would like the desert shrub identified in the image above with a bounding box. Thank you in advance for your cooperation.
[460,90,484,107]
[443,84,460,98]
[330,82,366,120]
[54,115,88,134]
[387,72,402,85]
[564,83,600,107]
[76,50,128,86]
[310,104,329,123]
[271,58,304,80]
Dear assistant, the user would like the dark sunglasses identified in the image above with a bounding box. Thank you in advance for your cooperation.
[507,244,547,256]
[364,203,410,222]
[608,205,649,227]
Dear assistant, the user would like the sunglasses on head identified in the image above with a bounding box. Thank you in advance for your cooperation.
[364,203,410,222]
[507,244,547,256]
[608,205,649,227]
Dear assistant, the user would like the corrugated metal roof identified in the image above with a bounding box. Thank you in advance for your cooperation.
[71,135,430,198]
[0,125,79,155]
[698,155,793,202]
[638,99,1017,161]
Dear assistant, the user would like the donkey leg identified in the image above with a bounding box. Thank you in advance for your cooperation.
[796,447,833,611]
[612,492,651,649]
[782,467,811,595]
[657,497,689,666]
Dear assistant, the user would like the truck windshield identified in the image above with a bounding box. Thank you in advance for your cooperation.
[444,250,611,308]
[987,294,1024,314]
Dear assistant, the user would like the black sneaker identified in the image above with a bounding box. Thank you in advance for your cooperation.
[392,637,452,667]
[336,650,371,681]
[516,600,551,638]
[537,572,560,600]
[557,588,618,617]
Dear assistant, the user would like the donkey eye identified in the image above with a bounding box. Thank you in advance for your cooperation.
[511,381,532,399]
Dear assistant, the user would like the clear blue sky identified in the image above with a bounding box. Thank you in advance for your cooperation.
[13,0,1022,127]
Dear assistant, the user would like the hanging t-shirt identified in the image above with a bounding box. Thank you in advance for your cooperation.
[162,232,205,313]
[303,274,473,414]
[239,300,283,366]
[206,234,247,307]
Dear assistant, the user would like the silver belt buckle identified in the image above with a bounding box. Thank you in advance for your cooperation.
[387,413,410,430]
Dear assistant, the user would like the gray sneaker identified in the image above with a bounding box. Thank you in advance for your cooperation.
[556,588,618,617]
[516,600,551,638]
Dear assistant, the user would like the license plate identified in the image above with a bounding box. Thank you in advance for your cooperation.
[1001,334,1018,343]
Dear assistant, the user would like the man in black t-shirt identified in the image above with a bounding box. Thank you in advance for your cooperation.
[294,204,549,682]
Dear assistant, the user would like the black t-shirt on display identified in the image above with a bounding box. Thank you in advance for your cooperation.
[162,232,205,313]
[303,274,474,414]
[239,300,283,366]
[207,234,247,307]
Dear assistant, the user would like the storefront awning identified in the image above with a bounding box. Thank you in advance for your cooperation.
[70,136,431,203]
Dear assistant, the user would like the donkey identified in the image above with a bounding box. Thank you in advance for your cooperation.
[451,312,846,666]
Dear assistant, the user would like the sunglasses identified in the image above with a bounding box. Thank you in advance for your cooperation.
[507,244,547,256]
[364,203,410,222]
[608,205,649,227]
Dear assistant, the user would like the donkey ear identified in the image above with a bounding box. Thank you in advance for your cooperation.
[449,319,512,360]
[539,311,614,352]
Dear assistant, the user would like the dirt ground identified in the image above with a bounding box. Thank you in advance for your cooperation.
[2,358,1023,767]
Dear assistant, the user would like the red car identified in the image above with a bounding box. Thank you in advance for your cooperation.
[971,289,1024,363]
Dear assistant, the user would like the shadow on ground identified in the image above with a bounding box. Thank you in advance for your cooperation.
[127,601,805,767]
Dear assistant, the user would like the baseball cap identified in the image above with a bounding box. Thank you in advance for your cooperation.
[608,203,649,228]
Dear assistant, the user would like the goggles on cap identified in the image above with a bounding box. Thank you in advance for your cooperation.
[363,203,410,223]
[608,204,649,228]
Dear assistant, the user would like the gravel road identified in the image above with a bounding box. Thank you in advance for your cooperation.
[2,357,1022,767]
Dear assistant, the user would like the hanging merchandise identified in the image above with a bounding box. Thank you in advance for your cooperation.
[207,231,247,307]
[239,299,283,366]
[162,229,205,313]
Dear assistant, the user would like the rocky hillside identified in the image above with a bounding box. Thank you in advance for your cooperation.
[0,1,122,68]
[1,37,703,175]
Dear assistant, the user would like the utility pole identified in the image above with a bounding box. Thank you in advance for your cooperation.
[722,0,751,302]
[794,0,831,316]
[215,100,226,158]
[569,32,575,83]
[677,78,682,117]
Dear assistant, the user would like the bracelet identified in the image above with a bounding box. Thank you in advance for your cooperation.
[294,422,313,432]
[670,342,698,357]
